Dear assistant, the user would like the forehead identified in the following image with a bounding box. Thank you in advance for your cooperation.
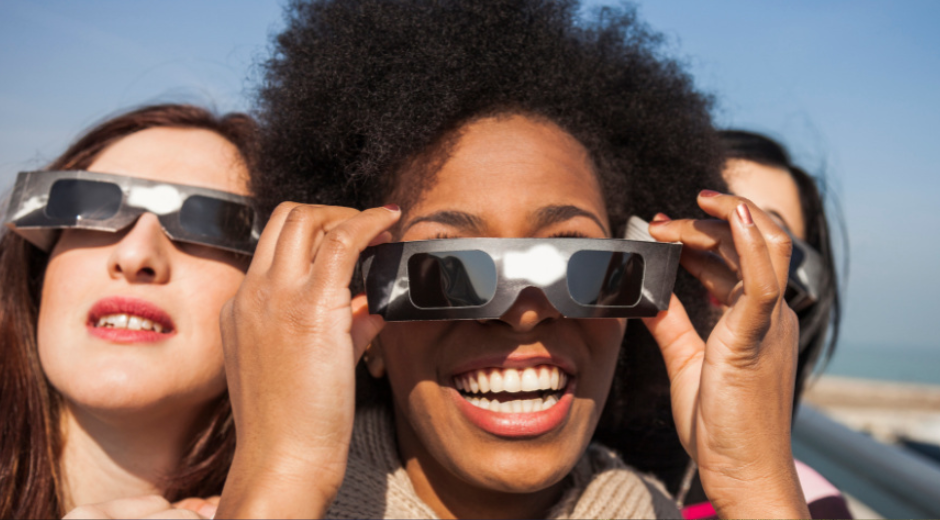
[87,127,250,196]
[402,114,608,233]
[723,158,805,239]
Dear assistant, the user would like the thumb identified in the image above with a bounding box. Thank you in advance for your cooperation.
[641,294,705,382]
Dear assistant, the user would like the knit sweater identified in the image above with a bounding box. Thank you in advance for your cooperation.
[326,406,681,519]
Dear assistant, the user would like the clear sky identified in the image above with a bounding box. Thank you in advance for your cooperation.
[2,1,938,365]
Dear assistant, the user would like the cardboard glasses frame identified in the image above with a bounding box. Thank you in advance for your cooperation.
[360,235,682,321]
[4,170,261,255]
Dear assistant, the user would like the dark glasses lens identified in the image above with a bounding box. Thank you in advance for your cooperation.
[408,250,498,308]
[179,195,254,241]
[566,250,645,307]
[46,179,123,220]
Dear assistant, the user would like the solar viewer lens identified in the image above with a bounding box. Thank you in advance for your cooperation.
[567,250,644,307]
[180,196,253,240]
[408,250,497,308]
[46,179,122,220]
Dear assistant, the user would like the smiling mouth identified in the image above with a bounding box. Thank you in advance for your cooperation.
[87,297,176,339]
[454,365,570,414]
[94,313,167,333]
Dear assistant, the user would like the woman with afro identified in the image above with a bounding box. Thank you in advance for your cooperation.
[208,1,809,518]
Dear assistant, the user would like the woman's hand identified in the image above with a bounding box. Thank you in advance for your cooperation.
[214,202,401,519]
[64,495,207,519]
[644,190,809,519]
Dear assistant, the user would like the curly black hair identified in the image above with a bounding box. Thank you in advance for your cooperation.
[253,0,725,493]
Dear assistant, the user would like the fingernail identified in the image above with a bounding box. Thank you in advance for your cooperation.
[736,203,753,225]
[382,204,400,212]
[699,189,721,198]
[652,213,672,222]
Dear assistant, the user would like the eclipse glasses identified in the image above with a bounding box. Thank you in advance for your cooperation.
[360,214,827,321]
[360,220,683,321]
[786,235,826,313]
[4,170,260,255]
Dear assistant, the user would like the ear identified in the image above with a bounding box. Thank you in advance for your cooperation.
[364,337,387,378]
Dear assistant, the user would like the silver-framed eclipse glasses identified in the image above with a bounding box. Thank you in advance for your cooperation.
[360,230,683,321]
[4,170,260,255]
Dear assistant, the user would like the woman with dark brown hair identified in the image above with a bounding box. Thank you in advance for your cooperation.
[0,104,257,518]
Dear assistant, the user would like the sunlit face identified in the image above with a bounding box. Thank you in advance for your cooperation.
[372,115,626,506]
[723,158,805,239]
[38,128,250,422]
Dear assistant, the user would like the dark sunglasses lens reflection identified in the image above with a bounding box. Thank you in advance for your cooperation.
[179,195,254,241]
[46,179,122,220]
[408,251,498,308]
[567,250,644,307]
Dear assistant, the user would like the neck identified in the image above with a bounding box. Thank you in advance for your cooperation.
[394,411,565,519]
[59,401,206,511]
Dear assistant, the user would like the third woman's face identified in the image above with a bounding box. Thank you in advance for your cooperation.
[374,114,626,502]
[723,158,805,239]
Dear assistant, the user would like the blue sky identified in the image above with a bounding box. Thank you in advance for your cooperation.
[2,1,938,363]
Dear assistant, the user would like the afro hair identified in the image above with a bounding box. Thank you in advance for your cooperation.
[253,0,725,492]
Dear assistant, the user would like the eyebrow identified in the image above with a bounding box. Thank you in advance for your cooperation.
[403,204,608,235]
[403,210,486,234]
[535,205,609,235]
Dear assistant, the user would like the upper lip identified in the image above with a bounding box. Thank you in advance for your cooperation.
[449,352,576,379]
[87,296,175,332]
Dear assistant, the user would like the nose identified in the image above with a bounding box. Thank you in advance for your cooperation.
[495,286,562,333]
[107,213,172,284]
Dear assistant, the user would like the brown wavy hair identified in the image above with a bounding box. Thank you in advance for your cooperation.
[0,104,257,519]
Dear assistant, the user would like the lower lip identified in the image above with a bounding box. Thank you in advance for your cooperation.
[87,325,173,344]
[451,381,576,438]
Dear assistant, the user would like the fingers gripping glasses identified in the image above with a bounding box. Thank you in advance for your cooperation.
[786,235,826,313]
[360,232,682,321]
[4,170,260,255]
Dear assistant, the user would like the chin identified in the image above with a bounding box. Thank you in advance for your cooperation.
[53,363,224,419]
[449,443,580,493]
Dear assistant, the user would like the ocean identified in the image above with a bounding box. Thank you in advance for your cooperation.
[821,343,940,386]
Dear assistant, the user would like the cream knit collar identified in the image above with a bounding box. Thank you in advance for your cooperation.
[326,406,680,519]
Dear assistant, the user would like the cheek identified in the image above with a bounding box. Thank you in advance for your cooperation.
[577,319,626,405]
[377,323,444,393]
[38,250,101,361]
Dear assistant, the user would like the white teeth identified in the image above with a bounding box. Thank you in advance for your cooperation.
[478,373,490,393]
[454,365,569,395]
[457,365,569,414]
[521,367,539,391]
[489,371,504,393]
[538,366,551,389]
[94,313,166,333]
[464,395,560,413]
[127,316,142,330]
[503,369,521,393]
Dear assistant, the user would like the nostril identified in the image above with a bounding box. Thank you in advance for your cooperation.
[139,267,156,278]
